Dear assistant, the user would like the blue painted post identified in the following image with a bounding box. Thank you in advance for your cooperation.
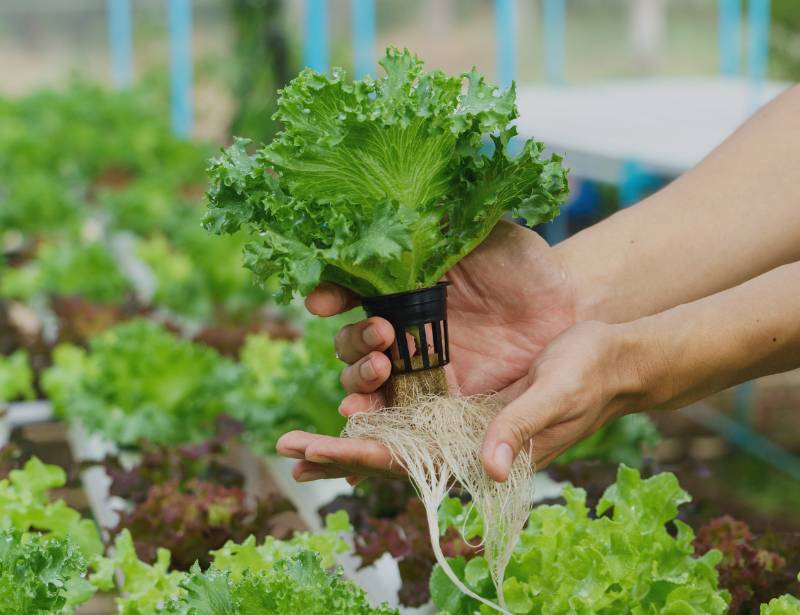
[543,211,569,245]
[168,0,193,138]
[494,0,516,88]
[719,0,741,75]
[685,402,800,481]
[734,380,755,423]
[305,0,329,72]
[746,0,771,109]
[543,0,566,84]
[352,0,375,78]
[108,0,133,88]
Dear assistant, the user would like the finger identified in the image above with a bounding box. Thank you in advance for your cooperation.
[346,475,366,487]
[302,434,402,477]
[340,351,392,394]
[334,317,394,364]
[275,430,315,459]
[481,386,560,482]
[292,460,351,482]
[338,392,385,416]
[305,282,360,316]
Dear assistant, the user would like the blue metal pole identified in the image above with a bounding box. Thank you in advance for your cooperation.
[684,402,800,482]
[108,0,133,88]
[352,0,375,79]
[305,0,329,72]
[543,0,566,84]
[746,0,771,109]
[542,212,569,245]
[495,0,516,88]
[719,0,741,75]
[734,380,755,423]
[169,0,193,138]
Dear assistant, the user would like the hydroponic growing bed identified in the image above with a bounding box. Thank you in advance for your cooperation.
[0,53,798,615]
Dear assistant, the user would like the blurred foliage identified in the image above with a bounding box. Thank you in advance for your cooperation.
[42,319,242,446]
[556,414,660,467]
[0,80,274,329]
[694,515,799,614]
[771,0,800,80]
[226,0,292,141]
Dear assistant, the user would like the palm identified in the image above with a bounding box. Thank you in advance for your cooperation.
[444,221,576,395]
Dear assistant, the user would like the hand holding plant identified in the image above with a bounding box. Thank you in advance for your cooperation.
[278,221,579,482]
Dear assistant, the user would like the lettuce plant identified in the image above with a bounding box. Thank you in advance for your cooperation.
[205,47,568,301]
[163,550,397,615]
[110,478,295,571]
[760,590,800,614]
[1,241,131,305]
[0,530,94,615]
[694,515,795,613]
[0,350,34,405]
[235,316,349,451]
[433,465,731,614]
[0,457,103,559]
[42,320,241,446]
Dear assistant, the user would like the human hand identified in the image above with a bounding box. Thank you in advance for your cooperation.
[276,221,579,482]
[479,320,656,479]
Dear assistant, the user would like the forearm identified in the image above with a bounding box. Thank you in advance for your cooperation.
[555,85,800,323]
[620,260,800,412]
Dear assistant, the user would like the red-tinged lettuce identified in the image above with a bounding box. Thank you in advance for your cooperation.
[432,465,731,615]
[204,47,568,301]
[694,515,796,614]
[110,479,294,571]
[101,415,247,504]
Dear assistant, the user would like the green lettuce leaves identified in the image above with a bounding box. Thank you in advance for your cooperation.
[0,350,34,405]
[0,458,103,559]
[164,550,397,615]
[205,48,568,301]
[760,590,800,615]
[42,320,241,447]
[0,530,94,615]
[433,465,731,614]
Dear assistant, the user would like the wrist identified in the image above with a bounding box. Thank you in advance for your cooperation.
[609,318,678,413]
[552,229,629,324]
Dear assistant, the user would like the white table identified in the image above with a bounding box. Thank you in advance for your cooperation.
[516,77,791,183]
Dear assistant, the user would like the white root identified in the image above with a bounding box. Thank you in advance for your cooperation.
[344,393,535,614]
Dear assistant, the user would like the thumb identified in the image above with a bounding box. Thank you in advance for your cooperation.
[481,385,557,482]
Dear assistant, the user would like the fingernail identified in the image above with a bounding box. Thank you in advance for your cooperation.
[306,453,334,464]
[362,324,382,347]
[493,443,513,478]
[278,448,304,460]
[297,470,327,482]
[338,399,349,416]
[360,358,377,381]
